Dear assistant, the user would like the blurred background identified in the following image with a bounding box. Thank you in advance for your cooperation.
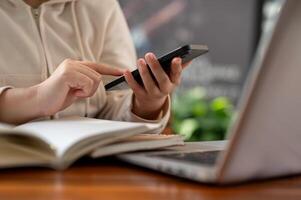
[118,0,283,141]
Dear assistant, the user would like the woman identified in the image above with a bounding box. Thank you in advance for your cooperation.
[0,0,187,133]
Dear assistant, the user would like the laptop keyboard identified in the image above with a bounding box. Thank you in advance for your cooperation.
[154,150,222,166]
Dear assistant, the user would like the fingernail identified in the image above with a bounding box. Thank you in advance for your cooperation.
[146,53,155,60]
[138,58,145,66]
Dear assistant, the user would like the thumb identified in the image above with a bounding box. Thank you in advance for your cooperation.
[78,61,125,76]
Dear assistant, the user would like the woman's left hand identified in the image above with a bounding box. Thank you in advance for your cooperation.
[124,53,191,120]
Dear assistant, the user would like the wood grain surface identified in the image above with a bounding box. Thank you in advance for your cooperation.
[0,157,301,200]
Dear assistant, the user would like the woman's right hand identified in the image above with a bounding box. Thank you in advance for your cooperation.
[36,59,124,116]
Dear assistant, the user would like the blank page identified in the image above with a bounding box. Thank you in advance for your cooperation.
[14,117,150,157]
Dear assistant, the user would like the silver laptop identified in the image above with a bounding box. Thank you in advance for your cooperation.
[119,0,301,184]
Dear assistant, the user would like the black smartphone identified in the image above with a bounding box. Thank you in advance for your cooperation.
[105,44,209,91]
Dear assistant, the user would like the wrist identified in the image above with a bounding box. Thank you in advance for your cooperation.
[32,83,48,118]
[28,85,46,118]
[0,86,44,124]
[132,95,167,120]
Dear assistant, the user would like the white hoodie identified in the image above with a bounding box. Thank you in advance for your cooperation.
[0,0,170,131]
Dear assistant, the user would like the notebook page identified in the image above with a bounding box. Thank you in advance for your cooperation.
[14,117,149,157]
[0,123,14,131]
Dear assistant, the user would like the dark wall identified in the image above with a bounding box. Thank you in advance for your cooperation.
[119,0,262,103]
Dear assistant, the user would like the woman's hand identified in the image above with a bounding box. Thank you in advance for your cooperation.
[0,58,124,124]
[124,53,191,120]
[37,59,124,116]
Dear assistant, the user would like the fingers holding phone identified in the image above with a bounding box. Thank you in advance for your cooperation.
[125,53,188,120]
[145,53,175,94]
[105,44,208,91]
[114,44,208,120]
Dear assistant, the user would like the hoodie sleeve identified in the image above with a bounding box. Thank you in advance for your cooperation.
[95,0,170,133]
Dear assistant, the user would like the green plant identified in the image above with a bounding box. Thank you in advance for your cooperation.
[172,87,234,141]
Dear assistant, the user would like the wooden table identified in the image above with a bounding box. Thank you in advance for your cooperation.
[0,157,301,200]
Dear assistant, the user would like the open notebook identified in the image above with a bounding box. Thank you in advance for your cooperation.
[91,134,184,158]
[0,117,183,170]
